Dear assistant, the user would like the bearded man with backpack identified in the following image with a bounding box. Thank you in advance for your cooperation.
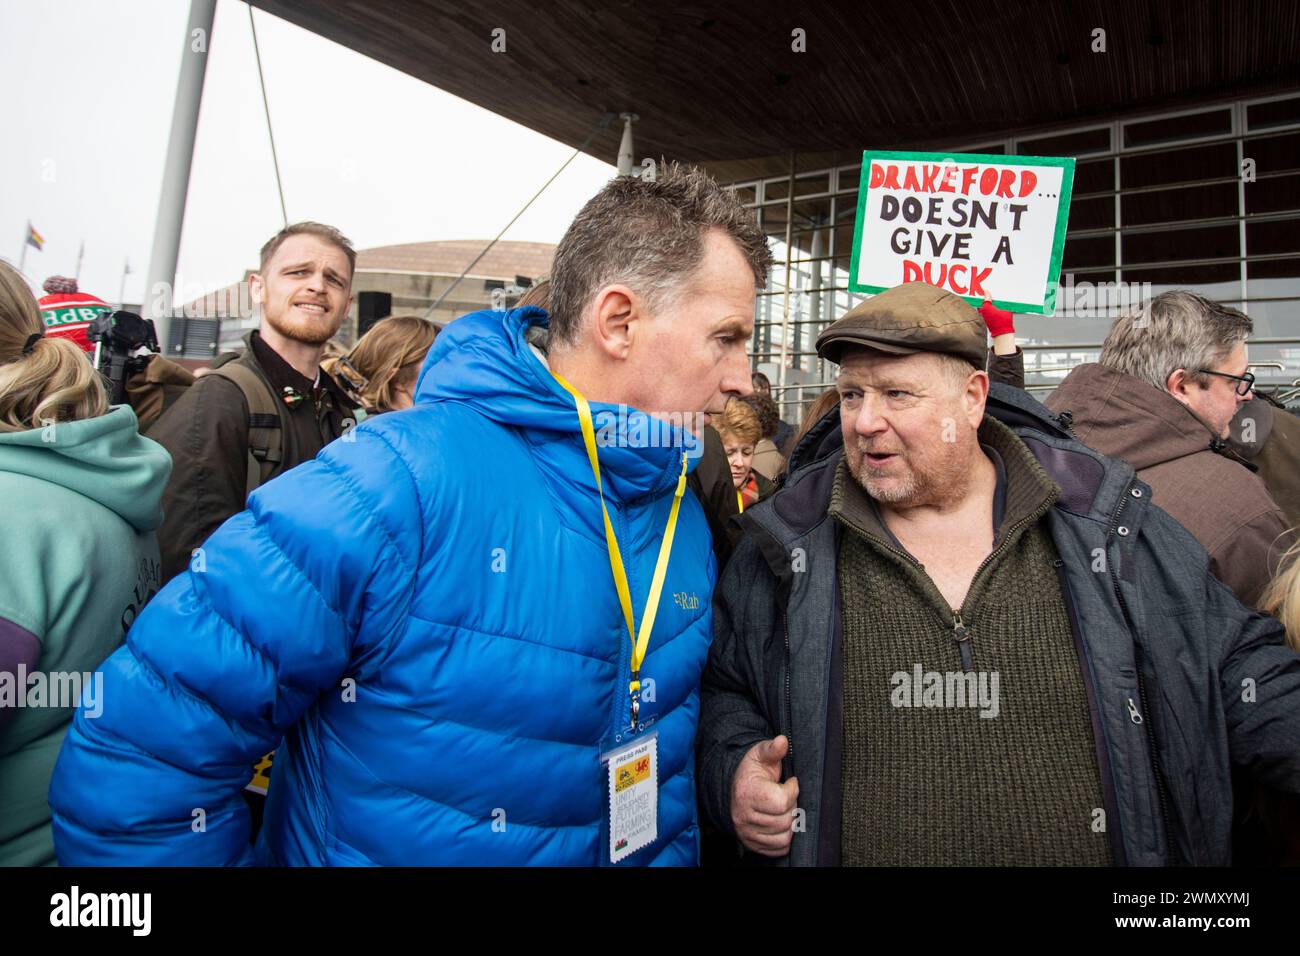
[148,222,360,583]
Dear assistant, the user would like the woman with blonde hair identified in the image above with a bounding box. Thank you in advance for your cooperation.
[0,262,170,865]
[1262,539,1300,652]
[323,315,438,416]
[1235,540,1300,865]
[716,396,774,512]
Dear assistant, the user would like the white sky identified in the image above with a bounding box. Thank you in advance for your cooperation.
[0,0,616,304]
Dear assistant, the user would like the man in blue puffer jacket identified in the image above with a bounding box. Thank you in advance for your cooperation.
[49,163,773,865]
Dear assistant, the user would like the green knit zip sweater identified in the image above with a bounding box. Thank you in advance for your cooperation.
[833,417,1113,866]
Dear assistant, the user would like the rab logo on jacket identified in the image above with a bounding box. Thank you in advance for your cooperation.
[672,592,700,611]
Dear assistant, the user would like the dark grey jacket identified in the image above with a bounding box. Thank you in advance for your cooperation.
[698,383,1300,866]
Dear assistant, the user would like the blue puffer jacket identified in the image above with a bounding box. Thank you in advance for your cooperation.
[50,307,715,866]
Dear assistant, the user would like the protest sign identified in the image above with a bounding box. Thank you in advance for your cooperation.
[848,150,1075,314]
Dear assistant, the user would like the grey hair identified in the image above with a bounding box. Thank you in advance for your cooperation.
[546,162,772,346]
[1099,291,1251,391]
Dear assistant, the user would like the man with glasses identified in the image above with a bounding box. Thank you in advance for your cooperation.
[1045,291,1291,608]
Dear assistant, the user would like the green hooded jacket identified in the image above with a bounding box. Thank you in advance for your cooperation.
[0,405,170,866]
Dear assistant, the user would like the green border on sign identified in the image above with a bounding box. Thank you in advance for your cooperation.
[847,150,1076,315]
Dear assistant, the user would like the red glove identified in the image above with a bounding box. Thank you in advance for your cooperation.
[979,299,1015,338]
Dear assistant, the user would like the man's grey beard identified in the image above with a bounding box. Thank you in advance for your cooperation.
[846,437,977,510]
[848,452,919,504]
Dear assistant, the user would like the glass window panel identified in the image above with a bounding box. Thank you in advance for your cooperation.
[1074,158,1113,196]
[1063,235,1115,270]
[833,224,857,261]
[1247,96,1300,131]
[1243,259,1300,341]
[1247,218,1300,256]
[1235,300,1300,345]
[795,172,831,197]
[791,196,832,227]
[765,178,790,201]
[1248,256,1300,280]
[833,195,859,222]
[759,203,789,236]
[1124,108,1232,147]
[1068,195,1115,231]
[1121,142,1237,189]
[1018,126,1111,157]
[730,184,757,204]
[1245,173,1300,215]
[1243,131,1300,174]
[1121,182,1238,226]
[1123,224,1239,265]
[1121,262,1241,286]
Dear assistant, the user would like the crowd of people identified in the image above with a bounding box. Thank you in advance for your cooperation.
[0,161,1298,867]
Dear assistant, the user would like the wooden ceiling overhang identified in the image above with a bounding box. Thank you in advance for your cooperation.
[251,0,1300,175]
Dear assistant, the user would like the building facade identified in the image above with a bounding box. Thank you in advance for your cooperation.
[716,90,1300,421]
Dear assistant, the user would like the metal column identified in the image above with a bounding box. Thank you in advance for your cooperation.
[776,152,795,419]
[143,0,217,353]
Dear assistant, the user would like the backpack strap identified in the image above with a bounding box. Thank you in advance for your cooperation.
[209,363,282,497]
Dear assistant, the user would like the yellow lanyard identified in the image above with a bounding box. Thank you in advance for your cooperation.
[552,372,688,725]
[737,489,745,513]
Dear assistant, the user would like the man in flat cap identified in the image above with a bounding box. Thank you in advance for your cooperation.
[697,281,1300,866]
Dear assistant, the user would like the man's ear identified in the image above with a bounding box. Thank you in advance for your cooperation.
[1166,368,1194,406]
[248,272,265,306]
[965,370,990,425]
[588,285,637,360]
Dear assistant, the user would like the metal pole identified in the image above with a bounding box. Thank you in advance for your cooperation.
[805,219,823,416]
[18,223,27,275]
[248,4,288,227]
[776,151,795,419]
[143,0,216,354]
[617,113,637,176]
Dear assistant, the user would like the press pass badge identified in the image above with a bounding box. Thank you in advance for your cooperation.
[606,734,658,863]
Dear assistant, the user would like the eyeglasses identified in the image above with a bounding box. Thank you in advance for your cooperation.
[1196,369,1255,397]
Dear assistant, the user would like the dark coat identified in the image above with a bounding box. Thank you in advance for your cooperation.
[1045,363,1291,608]
[688,425,743,570]
[697,382,1300,866]
[147,331,356,581]
[1229,396,1300,531]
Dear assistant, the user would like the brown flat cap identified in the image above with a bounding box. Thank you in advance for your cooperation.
[815,282,987,369]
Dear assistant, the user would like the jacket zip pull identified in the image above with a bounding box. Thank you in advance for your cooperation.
[952,614,974,673]
[629,670,641,729]
[1126,697,1143,724]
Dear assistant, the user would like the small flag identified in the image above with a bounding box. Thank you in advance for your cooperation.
[26,223,45,251]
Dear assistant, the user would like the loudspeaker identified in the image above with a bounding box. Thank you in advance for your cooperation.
[357,291,392,337]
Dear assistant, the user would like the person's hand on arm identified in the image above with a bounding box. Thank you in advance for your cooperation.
[980,299,1025,390]
[980,299,1018,356]
[731,735,799,856]
[697,537,799,857]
